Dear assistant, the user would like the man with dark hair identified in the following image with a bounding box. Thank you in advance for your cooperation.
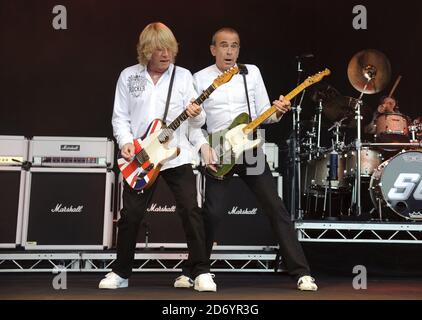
[175,27,318,291]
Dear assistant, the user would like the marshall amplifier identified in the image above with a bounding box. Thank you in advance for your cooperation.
[0,167,26,248]
[210,172,282,249]
[28,136,114,168]
[21,168,114,249]
[117,170,202,248]
[0,135,29,166]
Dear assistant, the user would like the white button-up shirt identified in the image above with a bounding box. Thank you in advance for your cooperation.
[112,63,205,171]
[189,64,281,147]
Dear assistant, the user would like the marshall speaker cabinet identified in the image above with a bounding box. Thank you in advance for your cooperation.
[21,168,114,249]
[211,172,282,249]
[117,171,202,248]
[118,171,280,250]
[0,136,29,248]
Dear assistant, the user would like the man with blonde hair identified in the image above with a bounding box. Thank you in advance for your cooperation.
[99,22,216,292]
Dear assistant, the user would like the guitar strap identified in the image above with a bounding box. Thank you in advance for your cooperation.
[239,63,258,143]
[238,63,252,120]
[162,65,177,125]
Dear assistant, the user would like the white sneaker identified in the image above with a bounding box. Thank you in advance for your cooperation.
[297,275,318,291]
[98,272,128,289]
[174,275,194,288]
[194,273,217,292]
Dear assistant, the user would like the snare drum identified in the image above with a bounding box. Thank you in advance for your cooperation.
[345,148,383,177]
[375,112,410,143]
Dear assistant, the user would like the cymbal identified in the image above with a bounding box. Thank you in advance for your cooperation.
[322,95,372,128]
[310,83,341,103]
[347,49,391,94]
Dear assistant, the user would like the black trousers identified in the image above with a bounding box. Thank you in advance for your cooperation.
[113,164,209,279]
[186,156,311,279]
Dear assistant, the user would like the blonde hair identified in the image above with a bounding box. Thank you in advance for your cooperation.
[136,22,178,66]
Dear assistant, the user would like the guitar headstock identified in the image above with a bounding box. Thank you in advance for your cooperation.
[212,66,239,88]
[303,68,331,87]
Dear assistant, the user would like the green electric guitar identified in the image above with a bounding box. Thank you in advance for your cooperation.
[207,68,331,179]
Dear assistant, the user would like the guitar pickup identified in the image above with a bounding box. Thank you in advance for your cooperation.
[137,163,155,179]
[135,149,150,164]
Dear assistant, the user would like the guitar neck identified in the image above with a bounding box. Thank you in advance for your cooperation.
[167,84,216,131]
[243,82,308,134]
[195,84,216,105]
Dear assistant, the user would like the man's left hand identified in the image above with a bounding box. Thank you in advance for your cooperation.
[186,102,202,118]
[274,95,291,116]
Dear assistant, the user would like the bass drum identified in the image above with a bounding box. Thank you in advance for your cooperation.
[370,151,422,220]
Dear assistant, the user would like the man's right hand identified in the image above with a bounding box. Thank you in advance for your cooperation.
[121,143,135,161]
[200,143,218,172]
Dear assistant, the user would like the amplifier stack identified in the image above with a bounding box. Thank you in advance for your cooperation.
[0,136,29,248]
[21,137,115,250]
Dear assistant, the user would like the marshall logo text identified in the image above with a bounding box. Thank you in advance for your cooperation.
[147,203,177,213]
[60,145,80,151]
[51,204,84,213]
[228,207,258,215]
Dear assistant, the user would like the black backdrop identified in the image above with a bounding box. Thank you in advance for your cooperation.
[1,0,421,143]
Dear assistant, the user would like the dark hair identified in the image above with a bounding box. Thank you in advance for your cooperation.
[379,95,399,111]
[211,27,240,45]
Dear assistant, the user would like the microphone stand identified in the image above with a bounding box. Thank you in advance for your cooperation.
[290,58,304,220]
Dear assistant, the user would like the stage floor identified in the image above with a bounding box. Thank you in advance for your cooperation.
[1,272,422,300]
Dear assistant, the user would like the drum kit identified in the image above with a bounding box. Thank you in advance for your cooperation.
[299,49,422,221]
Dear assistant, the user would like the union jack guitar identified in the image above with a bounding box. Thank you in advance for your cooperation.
[118,66,239,191]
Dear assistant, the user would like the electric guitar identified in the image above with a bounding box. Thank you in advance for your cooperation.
[207,68,331,179]
[118,66,239,190]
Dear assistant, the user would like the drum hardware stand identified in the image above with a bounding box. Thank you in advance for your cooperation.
[289,59,301,220]
[322,154,338,220]
[409,125,418,142]
[378,198,383,221]
[362,142,422,148]
[292,54,315,219]
[328,117,347,150]
[290,60,307,220]
[305,129,316,161]
[303,112,320,161]
[316,99,323,157]
[352,67,376,216]
[322,120,344,220]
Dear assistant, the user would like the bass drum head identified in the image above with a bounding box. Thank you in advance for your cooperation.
[370,151,422,220]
